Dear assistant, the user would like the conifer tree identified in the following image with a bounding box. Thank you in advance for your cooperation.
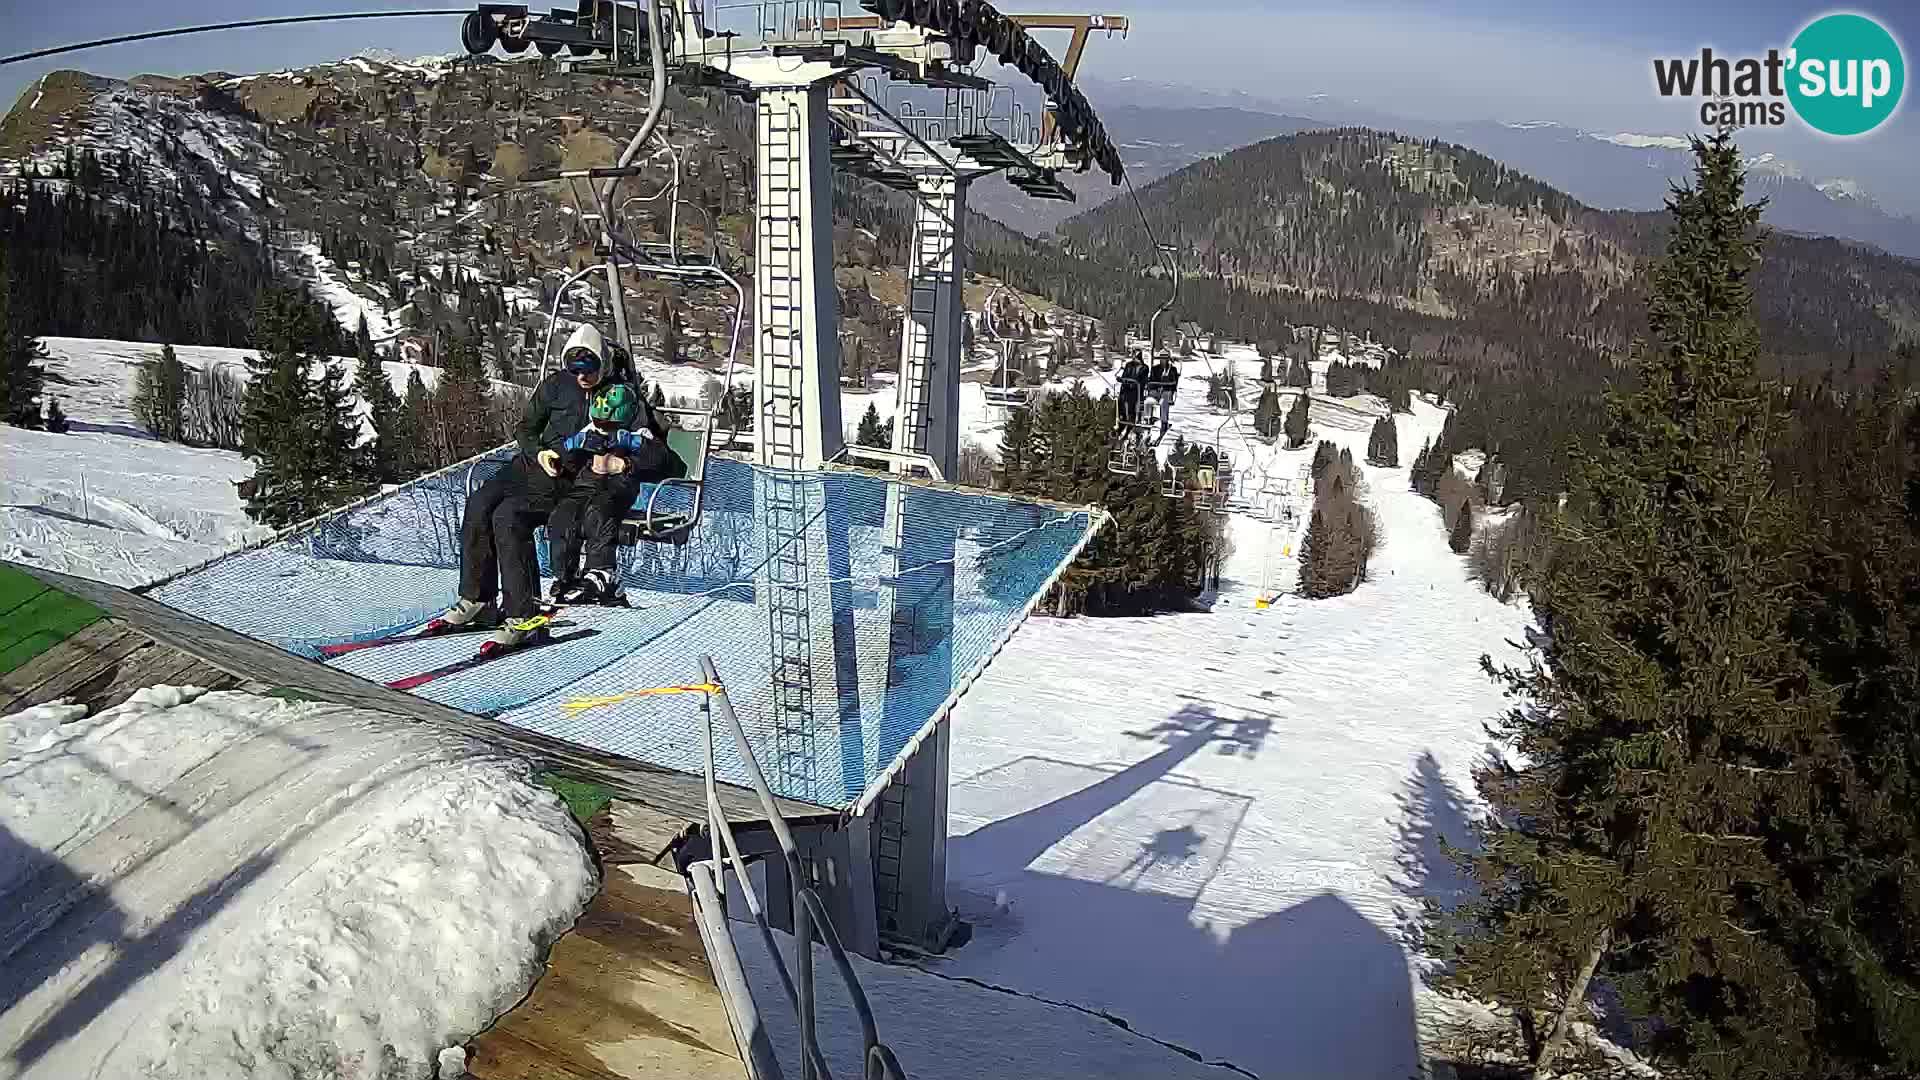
[0,249,48,428]
[1366,415,1399,467]
[855,402,888,449]
[1283,391,1310,448]
[436,333,494,461]
[43,398,69,433]
[997,403,1044,493]
[398,368,431,474]
[1448,499,1473,553]
[1252,383,1282,440]
[134,343,188,441]
[354,335,405,484]
[1433,132,1843,1078]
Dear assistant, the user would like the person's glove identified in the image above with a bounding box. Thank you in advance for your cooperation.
[602,453,629,475]
[537,449,561,477]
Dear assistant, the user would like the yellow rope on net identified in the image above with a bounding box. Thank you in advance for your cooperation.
[561,683,721,714]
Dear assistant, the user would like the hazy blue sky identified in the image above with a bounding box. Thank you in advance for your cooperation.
[5,1,1915,206]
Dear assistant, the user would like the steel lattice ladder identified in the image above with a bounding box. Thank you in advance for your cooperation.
[757,98,819,799]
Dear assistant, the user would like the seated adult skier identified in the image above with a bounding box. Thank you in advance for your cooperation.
[545,381,681,606]
[1116,349,1150,429]
[1146,352,1181,443]
[436,323,621,651]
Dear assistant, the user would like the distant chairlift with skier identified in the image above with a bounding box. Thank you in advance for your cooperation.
[980,289,1034,411]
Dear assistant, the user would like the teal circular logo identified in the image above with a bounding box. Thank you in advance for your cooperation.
[1787,13,1905,136]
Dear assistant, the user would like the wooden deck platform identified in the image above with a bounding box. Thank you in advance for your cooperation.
[466,861,749,1080]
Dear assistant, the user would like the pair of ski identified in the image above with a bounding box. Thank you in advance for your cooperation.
[318,606,595,691]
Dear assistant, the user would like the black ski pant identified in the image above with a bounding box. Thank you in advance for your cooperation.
[459,454,563,620]
[1117,384,1143,425]
[547,470,647,581]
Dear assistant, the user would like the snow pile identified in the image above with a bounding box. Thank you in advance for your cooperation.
[1,686,596,1080]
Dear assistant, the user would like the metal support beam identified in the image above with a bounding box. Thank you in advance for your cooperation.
[754,84,845,473]
[874,171,964,941]
[890,172,966,480]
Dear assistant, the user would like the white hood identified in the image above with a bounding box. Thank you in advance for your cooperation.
[562,323,605,363]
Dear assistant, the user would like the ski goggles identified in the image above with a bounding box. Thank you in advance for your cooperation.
[564,348,603,375]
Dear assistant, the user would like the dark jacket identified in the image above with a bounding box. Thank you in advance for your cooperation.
[1148,359,1180,390]
[1119,359,1150,388]
[516,372,654,462]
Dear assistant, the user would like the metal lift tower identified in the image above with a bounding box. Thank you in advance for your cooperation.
[464,0,1126,955]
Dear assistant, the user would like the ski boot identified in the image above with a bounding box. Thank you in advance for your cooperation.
[480,614,553,657]
[555,569,626,607]
[427,597,498,634]
[549,576,580,604]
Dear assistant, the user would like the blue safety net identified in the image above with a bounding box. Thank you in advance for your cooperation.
[146,445,1101,808]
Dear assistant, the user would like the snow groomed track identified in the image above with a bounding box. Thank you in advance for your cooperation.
[145,450,1103,807]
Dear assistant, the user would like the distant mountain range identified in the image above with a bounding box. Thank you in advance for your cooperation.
[1051,77,1920,261]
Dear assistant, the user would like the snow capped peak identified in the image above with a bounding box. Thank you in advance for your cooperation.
[1816,177,1870,203]
[1593,131,1691,150]
[1742,152,1804,180]
[1502,120,1562,130]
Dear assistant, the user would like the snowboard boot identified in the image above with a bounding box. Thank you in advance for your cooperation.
[482,614,552,655]
[549,576,579,604]
[430,597,499,632]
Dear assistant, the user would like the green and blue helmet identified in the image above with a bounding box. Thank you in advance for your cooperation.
[590,383,639,428]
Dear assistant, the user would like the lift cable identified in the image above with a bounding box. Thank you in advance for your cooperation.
[1121,168,1282,500]
[2,10,469,68]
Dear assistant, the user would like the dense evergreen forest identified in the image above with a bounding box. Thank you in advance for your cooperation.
[0,166,347,355]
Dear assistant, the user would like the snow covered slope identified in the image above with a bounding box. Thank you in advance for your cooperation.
[916,397,1530,1078]
[1,685,595,1080]
[1,337,483,588]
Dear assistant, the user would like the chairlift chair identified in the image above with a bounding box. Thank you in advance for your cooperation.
[1161,464,1185,499]
[617,408,710,545]
[980,287,1034,411]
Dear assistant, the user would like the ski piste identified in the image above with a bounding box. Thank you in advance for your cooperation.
[385,627,600,692]
[318,605,562,658]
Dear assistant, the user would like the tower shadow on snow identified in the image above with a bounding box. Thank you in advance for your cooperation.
[945,703,1420,1079]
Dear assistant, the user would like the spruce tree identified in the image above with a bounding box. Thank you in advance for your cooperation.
[0,249,48,428]
[1448,499,1473,554]
[354,337,405,484]
[1252,384,1281,440]
[997,404,1043,493]
[134,343,187,441]
[243,289,321,524]
[436,333,495,460]
[1283,391,1310,448]
[1433,132,1839,1078]
[1366,415,1399,467]
[855,402,888,449]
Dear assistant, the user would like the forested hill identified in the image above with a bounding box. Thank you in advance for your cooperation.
[968,126,1920,500]
[1046,126,1920,381]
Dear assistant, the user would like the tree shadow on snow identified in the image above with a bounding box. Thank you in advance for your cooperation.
[1388,750,1482,958]
[945,705,1420,1080]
